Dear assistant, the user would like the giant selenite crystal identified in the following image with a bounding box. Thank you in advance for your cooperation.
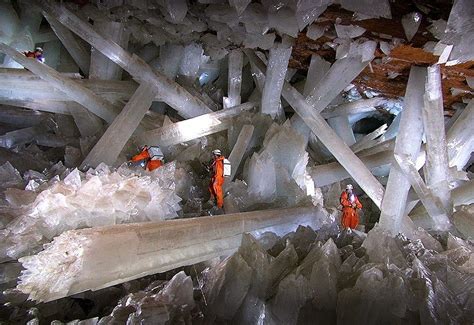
[244,49,385,208]
[81,83,157,169]
[39,1,212,119]
[0,43,119,123]
[17,206,326,302]
[139,102,255,147]
[422,65,452,213]
[261,43,292,118]
[379,67,427,235]
[1,163,182,261]
[224,49,243,109]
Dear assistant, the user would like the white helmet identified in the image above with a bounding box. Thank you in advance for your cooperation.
[212,149,221,156]
[35,47,43,52]
[346,184,353,190]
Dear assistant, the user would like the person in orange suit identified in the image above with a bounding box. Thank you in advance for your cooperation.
[340,184,362,229]
[129,145,164,171]
[208,149,225,209]
[23,47,45,63]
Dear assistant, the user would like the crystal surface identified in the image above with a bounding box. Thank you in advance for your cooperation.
[89,21,129,80]
[261,43,292,118]
[335,24,367,39]
[339,0,392,19]
[226,124,254,181]
[0,43,119,123]
[401,12,422,42]
[224,49,243,108]
[81,83,157,169]
[16,206,325,302]
[379,66,427,235]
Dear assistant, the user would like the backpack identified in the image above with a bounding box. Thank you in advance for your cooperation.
[223,158,231,177]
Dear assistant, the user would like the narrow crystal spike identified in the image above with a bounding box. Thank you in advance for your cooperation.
[446,100,474,170]
[80,83,157,169]
[327,115,356,146]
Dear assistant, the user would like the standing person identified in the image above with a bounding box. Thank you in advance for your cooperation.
[340,184,362,229]
[129,145,164,171]
[208,149,225,209]
[24,47,45,63]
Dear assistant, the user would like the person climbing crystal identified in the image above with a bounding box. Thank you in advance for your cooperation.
[208,149,226,209]
[23,47,45,63]
[128,145,164,171]
[340,184,362,229]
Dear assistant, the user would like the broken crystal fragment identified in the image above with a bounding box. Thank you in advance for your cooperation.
[306,24,325,40]
[339,0,391,19]
[401,12,422,42]
[335,24,366,39]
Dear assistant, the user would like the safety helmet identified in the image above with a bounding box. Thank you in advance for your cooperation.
[346,184,353,190]
[35,47,43,53]
[212,149,221,156]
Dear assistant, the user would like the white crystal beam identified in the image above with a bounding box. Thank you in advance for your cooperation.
[224,49,243,109]
[394,154,451,231]
[446,100,474,170]
[261,44,292,118]
[310,150,393,187]
[138,102,255,147]
[80,83,157,169]
[245,49,385,208]
[42,12,90,75]
[17,206,326,302]
[0,43,118,123]
[306,56,369,113]
[320,98,385,119]
[39,0,212,119]
[422,65,452,212]
[227,124,254,181]
[89,21,128,81]
[350,123,388,153]
[379,66,426,235]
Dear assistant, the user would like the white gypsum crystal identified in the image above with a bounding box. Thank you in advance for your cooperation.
[138,102,255,147]
[39,1,213,119]
[17,206,327,302]
[244,50,386,208]
[0,43,120,123]
[379,66,427,235]
[335,24,367,39]
[89,21,129,80]
[422,65,452,212]
[227,124,254,181]
[224,49,243,109]
[80,83,157,169]
[401,12,422,42]
[42,12,90,75]
[261,43,292,118]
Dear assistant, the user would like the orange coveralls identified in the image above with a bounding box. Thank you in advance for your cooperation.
[209,156,225,208]
[130,148,163,171]
[340,191,363,229]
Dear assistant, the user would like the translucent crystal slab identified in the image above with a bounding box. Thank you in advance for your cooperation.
[17,206,327,302]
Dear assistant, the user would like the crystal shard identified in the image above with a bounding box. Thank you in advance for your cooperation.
[227,124,254,181]
[81,83,157,169]
[339,0,391,19]
[401,12,422,42]
[224,49,243,108]
[261,43,292,118]
[379,66,427,235]
[89,21,129,81]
